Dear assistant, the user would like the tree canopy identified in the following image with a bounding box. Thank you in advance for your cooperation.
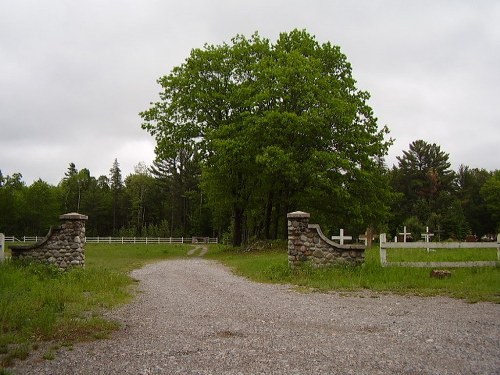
[141,30,393,245]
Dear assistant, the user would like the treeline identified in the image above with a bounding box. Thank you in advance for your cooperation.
[0,159,210,238]
[1,140,498,241]
[388,140,499,241]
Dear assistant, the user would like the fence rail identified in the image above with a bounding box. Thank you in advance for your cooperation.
[4,236,22,242]
[379,233,500,268]
[4,236,218,244]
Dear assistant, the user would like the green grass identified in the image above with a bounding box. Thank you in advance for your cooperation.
[1,240,499,369]
[387,247,498,262]
[85,243,189,272]
[206,244,500,303]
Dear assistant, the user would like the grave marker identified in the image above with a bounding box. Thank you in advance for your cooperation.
[398,226,411,243]
[331,229,352,245]
[421,226,434,252]
[359,233,368,246]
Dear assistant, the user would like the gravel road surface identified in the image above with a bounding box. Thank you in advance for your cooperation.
[13,258,500,374]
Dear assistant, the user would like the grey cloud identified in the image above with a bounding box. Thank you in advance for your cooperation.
[1,0,499,185]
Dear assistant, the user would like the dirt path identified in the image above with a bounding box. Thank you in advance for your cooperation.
[187,245,208,257]
[13,259,500,374]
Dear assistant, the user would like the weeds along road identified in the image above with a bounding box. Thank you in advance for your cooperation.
[13,259,500,374]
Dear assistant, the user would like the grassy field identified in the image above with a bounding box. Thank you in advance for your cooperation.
[1,241,499,370]
[387,247,498,262]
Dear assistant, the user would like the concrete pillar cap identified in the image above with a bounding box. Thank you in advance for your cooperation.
[287,211,310,218]
[59,212,88,220]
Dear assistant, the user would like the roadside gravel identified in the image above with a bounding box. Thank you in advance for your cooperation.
[13,259,500,374]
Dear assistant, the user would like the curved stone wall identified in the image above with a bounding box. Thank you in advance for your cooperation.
[287,211,365,268]
[10,213,88,270]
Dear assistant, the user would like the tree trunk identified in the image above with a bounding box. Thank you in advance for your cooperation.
[232,206,244,246]
[366,226,374,248]
[282,190,290,239]
[272,200,281,240]
[264,190,273,239]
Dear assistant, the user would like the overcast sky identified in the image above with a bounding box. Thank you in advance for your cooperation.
[1,0,499,185]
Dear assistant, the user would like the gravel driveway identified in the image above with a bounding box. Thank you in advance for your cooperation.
[13,259,500,374]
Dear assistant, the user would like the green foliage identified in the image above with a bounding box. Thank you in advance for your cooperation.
[480,170,500,231]
[141,30,393,245]
[456,166,493,236]
[401,216,425,240]
[390,140,467,239]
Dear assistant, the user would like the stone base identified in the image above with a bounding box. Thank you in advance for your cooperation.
[430,270,452,278]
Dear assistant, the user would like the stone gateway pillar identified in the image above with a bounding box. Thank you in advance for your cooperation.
[57,212,88,267]
[10,212,88,270]
[287,211,366,268]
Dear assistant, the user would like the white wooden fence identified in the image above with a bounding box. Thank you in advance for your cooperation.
[379,233,500,268]
[5,236,218,244]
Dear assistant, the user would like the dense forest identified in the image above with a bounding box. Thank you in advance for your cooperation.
[1,142,498,243]
[1,31,499,243]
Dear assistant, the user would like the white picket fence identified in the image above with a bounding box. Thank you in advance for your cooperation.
[379,233,500,268]
[85,237,218,244]
[5,236,218,244]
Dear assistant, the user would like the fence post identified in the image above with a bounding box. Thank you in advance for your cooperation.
[0,233,5,261]
[379,233,387,267]
[497,234,500,262]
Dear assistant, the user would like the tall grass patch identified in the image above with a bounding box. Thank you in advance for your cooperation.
[0,260,130,367]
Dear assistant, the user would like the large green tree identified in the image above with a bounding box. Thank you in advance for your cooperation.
[141,30,392,246]
[390,140,466,239]
[109,159,125,233]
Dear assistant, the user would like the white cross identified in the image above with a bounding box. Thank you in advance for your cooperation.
[359,233,368,246]
[332,229,352,245]
[359,232,373,246]
[398,226,411,243]
[421,226,434,252]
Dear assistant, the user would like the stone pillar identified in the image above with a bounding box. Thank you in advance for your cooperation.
[287,211,311,267]
[57,212,88,268]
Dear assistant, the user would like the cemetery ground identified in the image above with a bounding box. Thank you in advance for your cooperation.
[0,242,499,372]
